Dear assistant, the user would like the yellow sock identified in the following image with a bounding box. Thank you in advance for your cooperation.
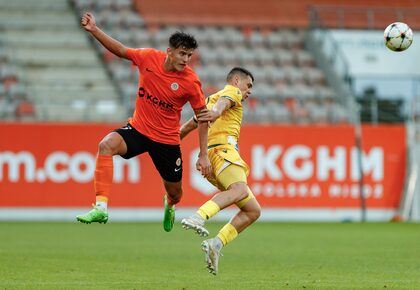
[197,200,220,220]
[217,223,238,246]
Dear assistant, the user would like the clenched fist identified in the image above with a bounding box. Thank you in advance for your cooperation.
[81,12,96,32]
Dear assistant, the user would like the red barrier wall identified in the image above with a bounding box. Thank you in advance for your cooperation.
[0,123,406,210]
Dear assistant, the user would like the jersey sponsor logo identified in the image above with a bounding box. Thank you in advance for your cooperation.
[138,87,174,111]
[174,167,181,172]
[171,83,179,91]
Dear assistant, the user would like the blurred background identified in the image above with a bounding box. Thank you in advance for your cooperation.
[1,0,419,222]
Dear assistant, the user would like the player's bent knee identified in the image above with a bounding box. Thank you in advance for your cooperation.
[251,205,262,221]
[243,199,261,222]
[245,205,261,223]
[98,133,123,155]
[98,139,112,153]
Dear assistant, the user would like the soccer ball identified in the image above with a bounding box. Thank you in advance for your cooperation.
[383,22,413,52]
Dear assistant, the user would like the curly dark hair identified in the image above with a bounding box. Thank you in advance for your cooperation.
[169,31,198,49]
[226,67,255,82]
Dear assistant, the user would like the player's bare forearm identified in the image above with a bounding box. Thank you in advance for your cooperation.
[89,27,128,59]
[193,106,212,176]
[196,120,212,176]
[197,120,208,156]
[196,97,232,122]
[180,117,198,140]
[81,12,128,59]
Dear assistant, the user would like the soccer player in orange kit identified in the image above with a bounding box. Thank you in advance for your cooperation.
[75,12,211,232]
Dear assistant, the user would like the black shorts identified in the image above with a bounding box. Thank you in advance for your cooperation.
[114,123,182,182]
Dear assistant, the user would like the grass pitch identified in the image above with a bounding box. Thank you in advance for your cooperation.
[1,222,420,289]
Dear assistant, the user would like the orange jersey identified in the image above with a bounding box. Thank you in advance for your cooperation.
[126,48,205,144]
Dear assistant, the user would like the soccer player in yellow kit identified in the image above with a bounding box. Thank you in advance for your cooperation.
[180,67,261,275]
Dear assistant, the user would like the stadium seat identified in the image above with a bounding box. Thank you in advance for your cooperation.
[274,49,295,67]
[0,0,350,124]
[267,100,290,123]
[284,67,306,85]
[304,67,326,85]
[294,50,315,67]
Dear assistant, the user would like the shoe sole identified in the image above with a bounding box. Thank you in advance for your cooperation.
[163,222,174,232]
[181,219,209,237]
[201,241,217,275]
[76,217,108,224]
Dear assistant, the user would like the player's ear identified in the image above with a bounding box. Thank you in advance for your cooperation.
[234,75,241,86]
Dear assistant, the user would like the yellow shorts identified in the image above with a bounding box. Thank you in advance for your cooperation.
[206,144,254,208]
[208,144,249,177]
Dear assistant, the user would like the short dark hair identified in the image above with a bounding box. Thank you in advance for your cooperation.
[169,31,198,49]
[226,67,254,82]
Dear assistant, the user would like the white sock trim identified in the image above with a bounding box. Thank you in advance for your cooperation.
[95,201,108,212]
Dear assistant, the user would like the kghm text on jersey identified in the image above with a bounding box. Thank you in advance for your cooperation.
[138,87,174,111]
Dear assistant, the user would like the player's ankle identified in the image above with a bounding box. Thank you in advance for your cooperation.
[193,213,205,223]
[95,201,108,212]
[214,237,223,250]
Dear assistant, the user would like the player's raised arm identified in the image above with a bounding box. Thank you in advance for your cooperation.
[81,12,128,59]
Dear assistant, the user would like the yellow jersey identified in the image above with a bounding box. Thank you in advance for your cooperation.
[207,84,244,148]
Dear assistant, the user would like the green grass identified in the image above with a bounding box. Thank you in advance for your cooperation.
[1,222,420,289]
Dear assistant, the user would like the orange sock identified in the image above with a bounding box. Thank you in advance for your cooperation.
[94,155,113,203]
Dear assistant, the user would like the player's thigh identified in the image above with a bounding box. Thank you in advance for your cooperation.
[148,141,182,183]
[206,175,224,191]
[217,163,247,190]
[99,132,127,155]
[113,123,148,159]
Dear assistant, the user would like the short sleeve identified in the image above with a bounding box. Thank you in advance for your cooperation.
[126,48,152,66]
[189,80,206,110]
[222,87,242,106]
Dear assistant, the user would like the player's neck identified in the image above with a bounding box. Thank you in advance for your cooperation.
[163,57,177,72]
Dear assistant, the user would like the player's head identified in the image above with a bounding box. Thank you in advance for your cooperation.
[226,67,254,100]
[166,31,198,72]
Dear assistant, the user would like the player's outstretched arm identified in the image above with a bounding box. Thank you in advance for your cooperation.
[81,12,129,59]
[180,117,198,140]
[196,97,232,123]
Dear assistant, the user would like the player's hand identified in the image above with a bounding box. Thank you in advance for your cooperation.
[81,12,96,32]
[196,154,212,178]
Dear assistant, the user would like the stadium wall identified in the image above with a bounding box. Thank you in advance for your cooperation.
[0,123,406,222]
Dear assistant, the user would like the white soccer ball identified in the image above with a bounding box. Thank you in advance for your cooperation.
[384,22,413,52]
